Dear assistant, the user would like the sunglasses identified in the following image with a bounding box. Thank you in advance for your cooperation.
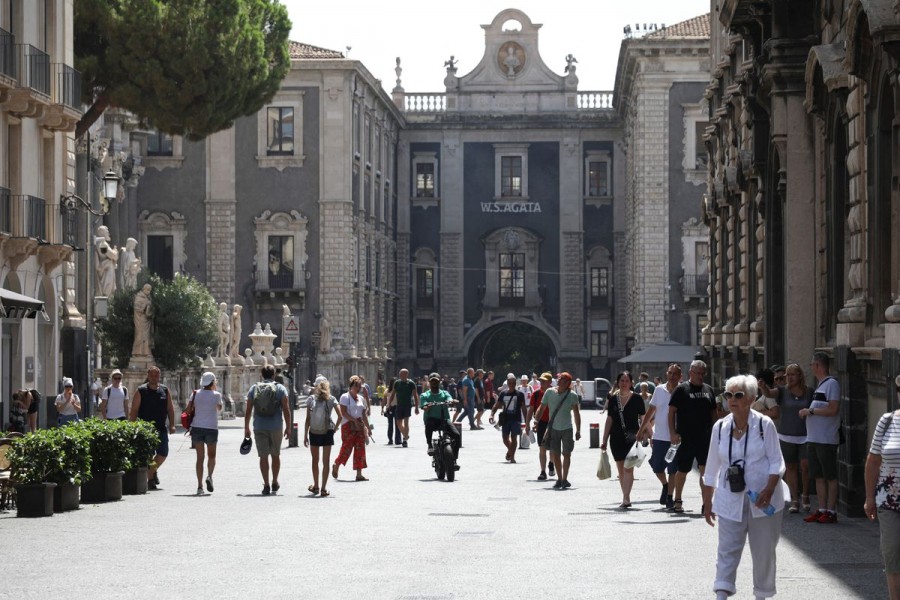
[112,376,122,380]
[723,391,746,400]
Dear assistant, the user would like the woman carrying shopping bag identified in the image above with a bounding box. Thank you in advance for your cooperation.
[600,371,646,508]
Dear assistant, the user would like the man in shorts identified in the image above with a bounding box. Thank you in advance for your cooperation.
[668,359,717,513]
[801,351,842,523]
[490,373,527,463]
[393,368,419,447]
[535,372,581,489]
[638,363,682,509]
[244,365,291,495]
[129,366,176,490]
[525,371,555,480]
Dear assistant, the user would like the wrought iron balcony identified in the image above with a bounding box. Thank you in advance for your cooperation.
[52,63,81,109]
[15,44,49,95]
[682,274,710,297]
[23,195,46,240]
[254,268,304,293]
[0,187,10,234]
[0,28,15,82]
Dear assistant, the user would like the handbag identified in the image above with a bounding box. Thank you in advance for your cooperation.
[615,393,637,443]
[181,391,196,431]
[542,391,571,447]
[597,450,612,480]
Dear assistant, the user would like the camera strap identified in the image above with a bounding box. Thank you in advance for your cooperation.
[728,421,749,466]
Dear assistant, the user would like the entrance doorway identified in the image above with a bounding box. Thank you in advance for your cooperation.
[468,322,556,376]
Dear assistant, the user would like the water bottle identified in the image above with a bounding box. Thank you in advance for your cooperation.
[747,490,776,516]
[664,442,680,463]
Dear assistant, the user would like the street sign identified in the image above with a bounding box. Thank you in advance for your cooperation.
[282,315,300,343]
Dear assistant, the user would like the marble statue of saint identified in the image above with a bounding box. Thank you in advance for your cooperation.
[131,284,153,357]
[121,237,141,289]
[229,304,243,359]
[319,311,332,354]
[216,302,230,357]
[94,225,119,297]
[503,46,520,76]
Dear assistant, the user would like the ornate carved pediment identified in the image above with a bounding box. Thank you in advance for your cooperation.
[37,244,74,274]
[3,238,38,269]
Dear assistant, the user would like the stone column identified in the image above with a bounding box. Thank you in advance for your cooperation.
[559,136,585,359]
[437,133,464,361]
[205,128,236,303]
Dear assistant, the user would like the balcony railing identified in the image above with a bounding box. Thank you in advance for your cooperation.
[0,187,10,234]
[15,44,49,95]
[23,195,46,240]
[52,63,81,109]
[576,91,615,109]
[682,274,710,297]
[255,268,303,292]
[404,93,447,113]
[0,28,14,79]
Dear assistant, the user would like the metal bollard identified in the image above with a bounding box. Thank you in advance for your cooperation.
[589,423,600,448]
[289,422,300,447]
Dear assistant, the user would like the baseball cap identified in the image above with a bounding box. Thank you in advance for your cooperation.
[557,372,573,382]
[314,374,328,387]
[63,377,73,388]
[428,372,441,382]
[200,371,216,387]
[506,372,516,380]
[239,437,253,455]
[539,372,553,382]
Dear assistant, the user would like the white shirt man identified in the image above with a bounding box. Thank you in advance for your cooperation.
[638,364,683,509]
[101,369,129,420]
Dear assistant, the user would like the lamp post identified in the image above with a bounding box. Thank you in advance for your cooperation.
[60,166,120,418]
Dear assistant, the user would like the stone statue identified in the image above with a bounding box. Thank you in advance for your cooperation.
[282,304,290,317]
[216,302,230,357]
[565,54,578,73]
[319,311,332,354]
[444,55,458,73]
[229,304,243,359]
[503,46,520,76]
[94,225,119,297]
[131,284,153,357]
[121,237,141,290]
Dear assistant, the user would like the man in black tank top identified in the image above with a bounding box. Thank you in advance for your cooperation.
[129,366,176,489]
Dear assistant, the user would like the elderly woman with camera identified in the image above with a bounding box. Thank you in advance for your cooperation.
[702,374,787,600]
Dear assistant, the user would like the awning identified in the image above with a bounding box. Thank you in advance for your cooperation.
[0,288,45,319]
[618,340,700,364]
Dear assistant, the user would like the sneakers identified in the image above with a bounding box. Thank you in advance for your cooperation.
[402,440,408,448]
[151,473,160,486]
[205,476,214,493]
[538,472,547,481]
[262,484,271,496]
[659,484,668,505]
[272,481,280,493]
[387,440,393,445]
[553,480,563,489]
[548,463,556,476]
[196,487,205,496]
[561,480,571,489]
[817,511,838,524]
[804,510,824,523]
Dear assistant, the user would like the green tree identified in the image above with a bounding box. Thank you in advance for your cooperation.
[96,274,218,370]
[74,0,291,139]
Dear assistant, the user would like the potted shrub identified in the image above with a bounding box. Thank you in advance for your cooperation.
[50,424,92,511]
[77,419,132,503]
[121,420,160,495]
[7,431,60,517]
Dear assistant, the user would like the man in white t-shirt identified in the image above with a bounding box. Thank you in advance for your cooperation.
[638,363,682,509]
[100,369,129,420]
[800,351,842,523]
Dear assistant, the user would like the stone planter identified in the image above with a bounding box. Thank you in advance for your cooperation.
[122,467,148,495]
[53,481,80,512]
[16,482,57,518]
[80,471,124,503]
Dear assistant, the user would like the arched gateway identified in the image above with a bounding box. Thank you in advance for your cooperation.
[466,321,558,376]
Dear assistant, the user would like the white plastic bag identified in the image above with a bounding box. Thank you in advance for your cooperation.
[597,451,612,480]
[527,430,536,444]
[520,432,531,449]
[624,442,647,469]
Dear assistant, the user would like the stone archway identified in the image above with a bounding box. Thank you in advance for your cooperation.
[467,321,556,376]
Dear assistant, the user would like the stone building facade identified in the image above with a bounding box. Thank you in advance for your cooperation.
[0,0,82,427]
[614,16,712,355]
[702,0,900,515]
[394,9,623,378]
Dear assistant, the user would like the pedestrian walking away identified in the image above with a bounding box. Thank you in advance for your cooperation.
[243,365,291,495]
[474,369,486,428]
[420,373,461,465]
[129,366,176,490]
[100,369,129,421]
[392,369,419,446]
[456,368,479,430]
[638,363,682,509]
[668,359,719,513]
[601,371,646,508]
[186,371,223,495]
[801,351,842,524]
[490,373,526,463]
[55,377,81,425]
[534,372,581,489]
[381,377,402,445]
[333,375,371,481]
[702,374,787,600]
[304,375,341,497]
[864,374,900,599]
[525,371,555,480]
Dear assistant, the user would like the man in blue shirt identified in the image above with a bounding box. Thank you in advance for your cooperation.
[244,365,291,495]
[454,367,479,430]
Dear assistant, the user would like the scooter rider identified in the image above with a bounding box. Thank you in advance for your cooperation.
[420,373,461,466]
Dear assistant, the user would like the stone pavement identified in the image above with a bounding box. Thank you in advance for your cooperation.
[0,409,888,600]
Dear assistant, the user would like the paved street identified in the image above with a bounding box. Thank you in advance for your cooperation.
[1,409,888,600]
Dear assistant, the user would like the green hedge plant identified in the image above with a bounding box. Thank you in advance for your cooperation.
[122,420,160,469]
[53,424,93,486]
[7,430,61,485]
[76,418,133,474]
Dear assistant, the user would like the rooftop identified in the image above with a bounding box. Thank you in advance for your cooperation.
[643,13,710,40]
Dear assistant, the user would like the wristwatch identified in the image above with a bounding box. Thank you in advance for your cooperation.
[810,408,814,416]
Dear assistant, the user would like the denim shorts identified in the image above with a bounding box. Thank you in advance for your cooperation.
[501,419,522,437]
[190,426,218,446]
[155,428,170,457]
[648,440,677,474]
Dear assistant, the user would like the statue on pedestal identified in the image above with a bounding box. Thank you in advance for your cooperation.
[229,304,243,359]
[131,284,153,357]
[95,225,119,297]
[216,303,230,357]
[319,311,332,354]
[121,237,141,290]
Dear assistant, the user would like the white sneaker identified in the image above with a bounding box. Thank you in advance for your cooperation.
[196,487,205,496]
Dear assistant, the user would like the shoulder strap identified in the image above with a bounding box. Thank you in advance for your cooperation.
[548,391,570,426]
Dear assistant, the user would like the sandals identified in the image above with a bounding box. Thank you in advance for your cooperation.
[801,496,811,512]
[308,485,319,495]
[672,499,684,513]
[331,463,339,479]
[789,500,800,513]
[355,475,369,481]
[320,489,330,497]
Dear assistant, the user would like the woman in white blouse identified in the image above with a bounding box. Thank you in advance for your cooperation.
[702,374,787,600]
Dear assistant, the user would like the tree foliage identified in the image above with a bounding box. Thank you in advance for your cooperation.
[95,273,218,370]
[74,0,292,139]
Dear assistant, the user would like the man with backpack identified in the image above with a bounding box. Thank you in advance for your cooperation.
[244,365,291,495]
[100,369,129,420]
